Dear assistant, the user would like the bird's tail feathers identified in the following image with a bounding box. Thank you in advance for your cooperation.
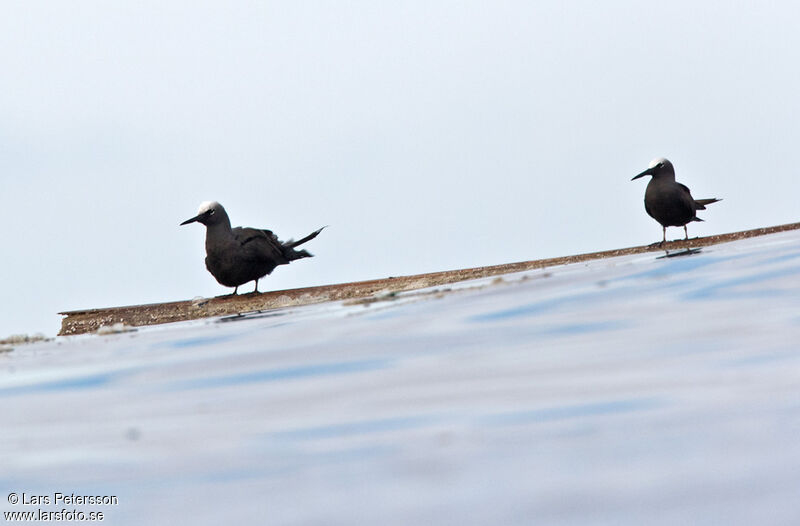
[284,226,326,249]
[282,226,325,261]
[695,198,721,209]
[283,248,314,261]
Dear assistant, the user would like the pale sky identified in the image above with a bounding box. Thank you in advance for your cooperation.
[2,1,799,337]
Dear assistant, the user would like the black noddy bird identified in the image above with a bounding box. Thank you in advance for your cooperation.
[181,201,324,294]
[632,158,721,245]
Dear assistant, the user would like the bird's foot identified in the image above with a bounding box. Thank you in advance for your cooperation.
[214,291,238,299]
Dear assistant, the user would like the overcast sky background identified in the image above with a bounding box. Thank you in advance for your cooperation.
[2,1,799,337]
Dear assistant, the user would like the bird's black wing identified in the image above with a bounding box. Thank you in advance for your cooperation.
[678,183,721,211]
[232,227,287,264]
[671,182,708,219]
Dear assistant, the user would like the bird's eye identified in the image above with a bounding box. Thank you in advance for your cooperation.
[208,209,215,215]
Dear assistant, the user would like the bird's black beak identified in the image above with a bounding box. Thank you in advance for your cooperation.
[631,166,655,181]
[180,214,201,226]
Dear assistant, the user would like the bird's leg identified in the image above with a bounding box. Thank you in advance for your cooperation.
[232,286,238,295]
[683,225,688,240]
[253,279,260,294]
[650,227,667,248]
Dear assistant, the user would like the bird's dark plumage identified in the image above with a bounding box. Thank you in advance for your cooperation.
[632,158,721,244]
[181,201,323,294]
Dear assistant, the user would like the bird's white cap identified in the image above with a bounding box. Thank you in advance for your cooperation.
[649,157,669,168]
[197,201,220,214]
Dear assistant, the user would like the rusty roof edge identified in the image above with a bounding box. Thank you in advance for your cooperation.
[58,222,800,335]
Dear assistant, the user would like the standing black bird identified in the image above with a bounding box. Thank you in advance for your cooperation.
[181,201,324,294]
[632,158,721,245]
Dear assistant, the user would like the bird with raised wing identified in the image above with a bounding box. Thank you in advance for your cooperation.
[181,201,324,294]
